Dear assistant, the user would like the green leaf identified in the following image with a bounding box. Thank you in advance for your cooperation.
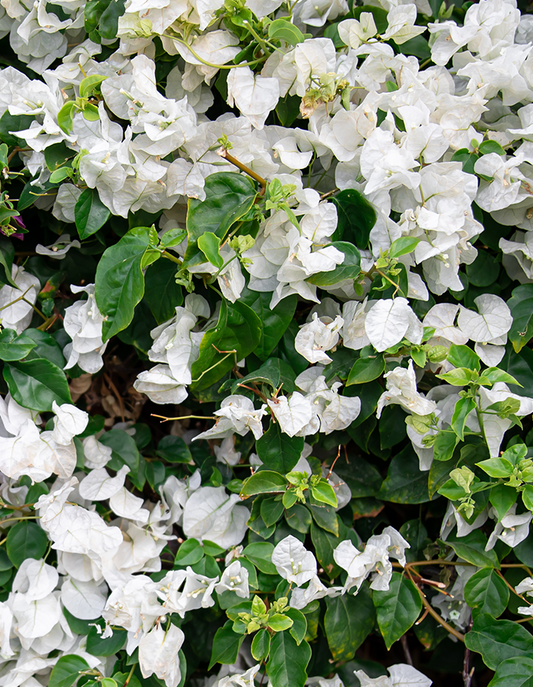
[374,573,422,650]
[0,236,15,287]
[508,285,533,353]
[233,358,296,394]
[306,242,360,286]
[256,423,304,473]
[378,446,431,503]
[209,621,245,669]
[95,227,161,341]
[346,355,385,385]
[268,613,294,631]
[477,457,513,478]
[433,430,458,462]
[25,330,66,368]
[156,436,192,464]
[464,569,509,617]
[49,655,91,687]
[275,94,300,127]
[57,101,77,134]
[190,300,261,392]
[447,344,480,371]
[49,167,72,183]
[0,328,36,361]
[75,188,110,239]
[389,237,420,258]
[198,232,224,268]
[175,538,205,566]
[0,111,34,147]
[186,173,257,255]
[79,74,108,97]
[446,530,500,569]
[99,429,142,488]
[266,632,311,687]
[451,397,476,441]
[243,542,277,574]
[4,358,72,412]
[479,140,506,156]
[436,367,478,386]
[98,0,126,38]
[285,608,307,645]
[479,368,522,387]
[325,587,375,660]
[261,497,284,528]
[268,18,305,45]
[243,471,287,498]
[144,259,183,324]
[251,628,271,661]
[239,289,297,361]
[311,480,338,507]
[490,484,517,521]
[331,189,376,247]
[86,625,126,656]
[489,657,533,687]
[465,613,533,671]
[6,521,48,567]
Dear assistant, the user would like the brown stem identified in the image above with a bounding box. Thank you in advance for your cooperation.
[496,569,532,605]
[406,569,465,642]
[462,615,474,687]
[401,635,413,666]
[217,148,267,196]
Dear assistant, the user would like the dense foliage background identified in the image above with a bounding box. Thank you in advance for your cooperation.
[1,0,533,685]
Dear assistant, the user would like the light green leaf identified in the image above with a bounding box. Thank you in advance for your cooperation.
[49,655,91,687]
[266,632,311,687]
[4,358,72,412]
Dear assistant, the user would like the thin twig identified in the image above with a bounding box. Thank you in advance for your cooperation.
[401,635,413,666]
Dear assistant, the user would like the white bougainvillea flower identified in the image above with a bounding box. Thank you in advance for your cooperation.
[272,535,317,585]
[35,233,80,259]
[78,465,130,501]
[295,313,343,364]
[63,284,108,374]
[365,298,419,352]
[195,395,267,441]
[381,4,425,44]
[133,364,189,405]
[227,66,280,130]
[377,361,438,418]
[458,294,512,343]
[486,504,532,550]
[214,665,261,687]
[60,577,107,620]
[356,664,432,687]
[0,265,40,334]
[139,624,185,687]
[215,561,249,598]
[51,402,88,445]
[214,435,241,466]
[182,486,248,548]
[82,435,113,470]
[267,392,314,437]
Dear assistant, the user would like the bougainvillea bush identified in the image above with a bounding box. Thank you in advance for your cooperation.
[3,0,533,685]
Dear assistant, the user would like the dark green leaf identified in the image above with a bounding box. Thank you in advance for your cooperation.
[373,572,422,650]
[446,530,500,569]
[286,608,307,645]
[266,632,311,687]
[6,521,48,567]
[268,18,305,45]
[451,397,476,441]
[256,423,304,473]
[175,538,205,566]
[86,626,126,656]
[251,628,271,661]
[209,621,245,669]
[0,328,36,361]
[156,436,192,464]
[464,569,509,617]
[347,355,385,385]
[144,259,183,324]
[75,188,110,239]
[331,189,376,247]
[509,284,533,353]
[378,446,431,503]
[465,613,533,670]
[307,242,360,287]
[49,655,91,687]
[4,358,72,412]
[190,300,261,392]
[325,586,375,660]
[243,542,277,574]
[240,289,297,361]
